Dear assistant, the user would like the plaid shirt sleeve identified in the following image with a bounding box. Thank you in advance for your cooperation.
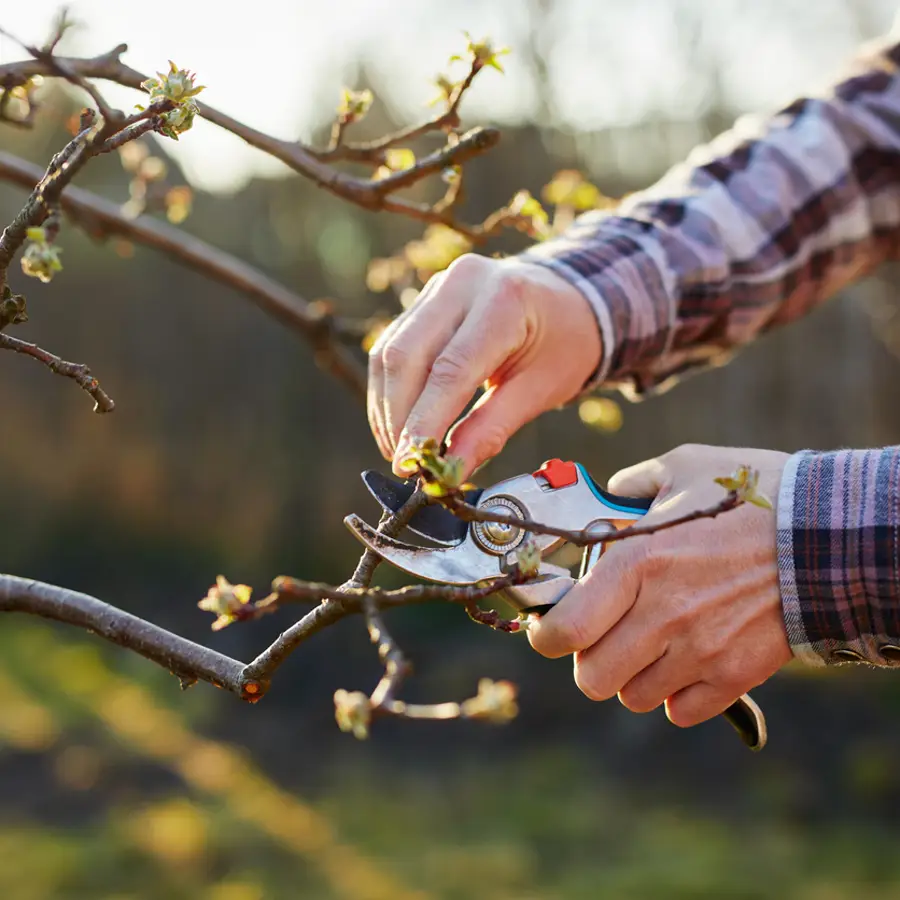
[518,35,900,400]
[778,448,900,667]
[518,35,900,667]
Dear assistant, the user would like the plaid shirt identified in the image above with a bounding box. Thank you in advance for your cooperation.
[520,32,900,667]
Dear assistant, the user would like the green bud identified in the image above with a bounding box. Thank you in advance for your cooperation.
[515,540,541,579]
[338,88,374,123]
[0,291,27,327]
[197,575,253,631]
[508,190,550,239]
[452,33,511,73]
[141,61,205,106]
[21,236,62,284]
[334,689,371,740]
[461,678,518,723]
[159,99,199,140]
[714,466,773,510]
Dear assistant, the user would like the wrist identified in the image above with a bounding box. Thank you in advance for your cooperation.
[505,256,610,394]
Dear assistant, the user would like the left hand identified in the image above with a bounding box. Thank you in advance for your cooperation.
[527,444,794,729]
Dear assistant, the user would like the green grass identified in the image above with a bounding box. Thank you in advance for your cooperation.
[2,620,899,900]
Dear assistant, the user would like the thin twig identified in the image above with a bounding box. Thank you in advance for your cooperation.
[259,573,517,612]
[327,117,350,154]
[94,100,174,153]
[0,124,98,296]
[443,492,743,547]
[259,567,520,709]
[0,332,114,412]
[376,194,514,241]
[379,699,465,720]
[242,491,431,685]
[346,504,421,707]
[0,49,502,234]
[369,126,498,195]
[0,25,119,127]
[465,602,525,633]
[95,115,163,153]
[314,59,482,163]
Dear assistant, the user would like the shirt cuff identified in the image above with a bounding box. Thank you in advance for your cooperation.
[776,448,900,668]
[517,213,677,397]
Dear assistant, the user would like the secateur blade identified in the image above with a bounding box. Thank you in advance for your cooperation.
[344,513,501,585]
[361,470,483,546]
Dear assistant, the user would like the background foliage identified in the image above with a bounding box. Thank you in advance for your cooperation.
[3,2,900,897]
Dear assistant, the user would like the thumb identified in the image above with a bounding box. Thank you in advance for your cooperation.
[607,456,668,499]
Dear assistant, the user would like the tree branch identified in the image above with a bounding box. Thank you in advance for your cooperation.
[0,574,247,694]
[0,331,114,412]
[0,122,97,296]
[0,567,520,703]
[0,152,367,399]
[369,126,498,195]
[0,47,501,229]
[242,490,431,685]
[0,24,119,127]
[0,29,749,742]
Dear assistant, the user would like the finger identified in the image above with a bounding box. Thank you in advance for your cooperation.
[527,542,642,659]
[607,456,668,499]
[569,609,669,703]
[444,373,550,476]
[368,311,411,461]
[617,649,699,713]
[367,377,391,461]
[380,271,464,454]
[394,294,528,475]
[665,682,741,728]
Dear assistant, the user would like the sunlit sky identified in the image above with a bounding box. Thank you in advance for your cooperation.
[2,0,898,193]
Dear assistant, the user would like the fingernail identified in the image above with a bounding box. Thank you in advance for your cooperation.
[392,432,411,476]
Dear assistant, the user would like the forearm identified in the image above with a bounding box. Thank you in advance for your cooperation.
[521,37,900,398]
[778,446,900,667]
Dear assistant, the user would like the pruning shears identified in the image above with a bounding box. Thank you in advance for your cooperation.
[344,458,767,751]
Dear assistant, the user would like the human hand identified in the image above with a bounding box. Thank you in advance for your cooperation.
[367,253,601,478]
[527,444,794,729]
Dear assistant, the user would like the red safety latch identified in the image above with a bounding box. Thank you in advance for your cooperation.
[533,458,578,489]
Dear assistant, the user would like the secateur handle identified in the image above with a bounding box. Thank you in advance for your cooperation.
[527,461,768,752]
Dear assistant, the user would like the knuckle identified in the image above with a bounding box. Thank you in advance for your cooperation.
[429,350,470,388]
[488,275,525,316]
[713,654,750,690]
[684,620,727,663]
[637,537,669,581]
[367,313,404,358]
[476,426,509,463]
[381,341,409,376]
[554,614,594,654]
[446,252,491,280]
[663,443,705,466]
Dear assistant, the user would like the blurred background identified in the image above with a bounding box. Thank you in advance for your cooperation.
[3,1,900,897]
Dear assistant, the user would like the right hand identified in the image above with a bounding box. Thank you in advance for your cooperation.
[367,253,603,478]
